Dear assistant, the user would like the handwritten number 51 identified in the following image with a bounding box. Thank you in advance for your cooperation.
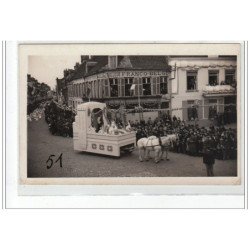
[46,153,63,169]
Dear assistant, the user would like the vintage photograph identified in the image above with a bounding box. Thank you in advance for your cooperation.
[20,43,241,184]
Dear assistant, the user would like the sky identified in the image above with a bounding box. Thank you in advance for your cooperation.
[28,56,81,89]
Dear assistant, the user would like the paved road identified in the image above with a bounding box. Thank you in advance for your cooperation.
[28,115,237,177]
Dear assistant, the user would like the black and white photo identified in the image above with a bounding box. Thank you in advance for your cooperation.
[19,43,242,185]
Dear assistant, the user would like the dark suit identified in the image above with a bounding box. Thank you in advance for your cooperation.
[203,148,215,176]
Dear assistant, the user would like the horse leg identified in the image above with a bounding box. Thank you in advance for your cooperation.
[166,148,170,161]
[145,148,150,161]
[138,147,143,162]
[161,148,166,161]
[154,148,160,163]
[160,148,164,161]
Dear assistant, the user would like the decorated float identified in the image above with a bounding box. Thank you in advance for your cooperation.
[73,102,136,157]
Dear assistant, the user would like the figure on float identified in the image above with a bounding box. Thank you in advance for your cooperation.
[73,102,136,157]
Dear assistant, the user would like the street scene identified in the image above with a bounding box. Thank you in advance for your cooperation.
[28,110,236,177]
[27,55,238,178]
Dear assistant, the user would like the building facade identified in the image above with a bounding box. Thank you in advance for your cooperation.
[168,56,237,122]
[66,56,171,120]
[58,55,237,123]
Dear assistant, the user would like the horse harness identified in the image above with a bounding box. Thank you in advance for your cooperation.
[145,137,162,148]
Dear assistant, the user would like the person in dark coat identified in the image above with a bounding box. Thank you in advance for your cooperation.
[203,136,215,176]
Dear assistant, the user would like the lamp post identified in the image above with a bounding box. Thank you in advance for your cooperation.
[168,62,176,117]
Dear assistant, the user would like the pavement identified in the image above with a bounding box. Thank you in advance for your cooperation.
[28,115,237,177]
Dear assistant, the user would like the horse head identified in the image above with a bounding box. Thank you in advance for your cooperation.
[161,134,178,147]
[160,136,171,147]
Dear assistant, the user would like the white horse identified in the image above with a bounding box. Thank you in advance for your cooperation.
[160,134,178,161]
[137,134,178,163]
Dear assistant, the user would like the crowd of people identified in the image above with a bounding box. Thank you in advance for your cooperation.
[43,101,237,160]
[27,106,44,122]
[129,114,237,160]
[44,101,76,137]
[27,74,52,115]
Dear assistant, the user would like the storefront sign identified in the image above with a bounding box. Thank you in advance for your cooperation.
[96,70,168,79]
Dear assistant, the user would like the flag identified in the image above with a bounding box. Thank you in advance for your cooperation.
[130,84,136,91]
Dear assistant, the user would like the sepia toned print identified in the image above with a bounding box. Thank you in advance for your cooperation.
[19,43,242,185]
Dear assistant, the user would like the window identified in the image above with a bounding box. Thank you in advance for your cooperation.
[187,100,198,121]
[142,77,151,95]
[160,76,168,94]
[187,71,197,91]
[124,78,133,96]
[225,69,236,85]
[209,70,219,86]
[109,78,118,97]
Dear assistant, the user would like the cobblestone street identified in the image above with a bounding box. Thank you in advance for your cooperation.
[28,115,237,178]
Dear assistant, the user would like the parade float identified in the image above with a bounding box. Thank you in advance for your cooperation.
[73,102,136,157]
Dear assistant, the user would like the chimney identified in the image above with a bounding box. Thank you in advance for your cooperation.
[74,62,80,70]
[81,55,89,63]
[64,69,69,77]
[108,56,118,69]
